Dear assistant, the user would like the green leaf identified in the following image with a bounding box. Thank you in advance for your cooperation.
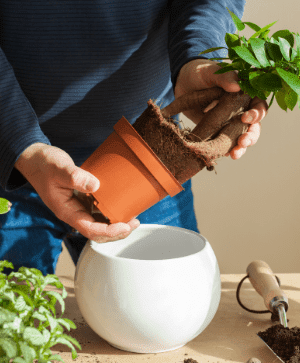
[225,33,240,48]
[57,318,71,331]
[198,46,227,56]
[60,333,82,351]
[249,38,270,67]
[0,337,18,358]
[291,48,297,62]
[208,57,229,61]
[276,67,300,96]
[23,327,45,346]
[250,20,278,40]
[226,7,245,31]
[265,42,283,62]
[0,307,18,324]
[43,275,64,290]
[239,79,258,99]
[214,65,237,75]
[11,286,34,309]
[259,29,271,41]
[232,46,261,67]
[3,316,24,335]
[1,290,17,305]
[43,290,65,314]
[19,340,36,363]
[272,29,294,47]
[61,318,77,330]
[281,80,298,110]
[244,22,261,32]
[285,87,298,110]
[51,336,78,359]
[278,37,291,61]
[13,358,27,363]
[228,48,239,60]
[0,198,12,214]
[0,260,14,273]
[294,32,300,57]
[48,354,65,362]
[250,72,282,92]
[42,327,51,343]
[275,88,288,110]
[47,313,59,332]
[32,311,47,322]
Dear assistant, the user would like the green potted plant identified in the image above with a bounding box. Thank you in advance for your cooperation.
[79,8,300,224]
[0,258,82,362]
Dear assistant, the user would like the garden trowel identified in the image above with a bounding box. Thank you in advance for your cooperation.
[247,260,289,363]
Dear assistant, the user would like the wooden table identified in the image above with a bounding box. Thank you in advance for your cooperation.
[49,273,300,363]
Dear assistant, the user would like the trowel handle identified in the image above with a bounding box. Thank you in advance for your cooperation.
[246,260,288,313]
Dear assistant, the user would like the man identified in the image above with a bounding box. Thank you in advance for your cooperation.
[0,0,267,275]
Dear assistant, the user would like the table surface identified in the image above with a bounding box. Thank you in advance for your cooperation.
[48,273,300,363]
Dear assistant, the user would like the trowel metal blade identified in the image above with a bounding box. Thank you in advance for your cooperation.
[257,334,285,363]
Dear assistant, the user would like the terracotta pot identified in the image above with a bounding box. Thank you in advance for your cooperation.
[80,116,183,224]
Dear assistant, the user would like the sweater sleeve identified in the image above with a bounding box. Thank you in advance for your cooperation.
[0,48,51,191]
[168,0,246,89]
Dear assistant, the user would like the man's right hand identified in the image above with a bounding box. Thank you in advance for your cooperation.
[14,143,140,243]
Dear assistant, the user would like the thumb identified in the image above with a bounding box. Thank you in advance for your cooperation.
[216,71,241,93]
[66,166,100,193]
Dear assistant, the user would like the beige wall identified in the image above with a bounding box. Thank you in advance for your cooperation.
[187,0,300,273]
[56,0,300,277]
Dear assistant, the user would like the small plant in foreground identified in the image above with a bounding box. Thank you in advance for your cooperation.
[0,198,12,215]
[0,260,81,363]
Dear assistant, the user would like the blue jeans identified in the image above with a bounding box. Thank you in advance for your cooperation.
[0,179,199,276]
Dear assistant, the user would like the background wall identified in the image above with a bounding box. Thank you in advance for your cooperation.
[56,0,300,277]
[186,0,300,273]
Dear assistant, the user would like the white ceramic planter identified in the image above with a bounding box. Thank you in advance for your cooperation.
[74,224,221,353]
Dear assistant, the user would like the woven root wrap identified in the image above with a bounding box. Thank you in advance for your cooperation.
[132,86,252,185]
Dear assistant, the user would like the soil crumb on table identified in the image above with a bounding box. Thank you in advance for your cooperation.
[258,325,300,363]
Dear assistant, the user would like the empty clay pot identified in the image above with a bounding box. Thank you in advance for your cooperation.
[80,116,183,224]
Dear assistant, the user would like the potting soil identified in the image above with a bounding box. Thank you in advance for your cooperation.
[132,99,210,185]
[258,325,300,363]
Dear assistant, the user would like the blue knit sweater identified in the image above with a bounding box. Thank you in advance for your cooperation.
[0,0,245,191]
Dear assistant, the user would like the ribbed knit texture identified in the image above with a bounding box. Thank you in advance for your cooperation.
[0,0,245,191]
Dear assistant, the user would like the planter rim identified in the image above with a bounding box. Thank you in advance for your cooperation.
[114,117,183,197]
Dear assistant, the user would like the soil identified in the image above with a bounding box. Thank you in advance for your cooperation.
[132,88,251,185]
[258,325,300,363]
[184,359,199,363]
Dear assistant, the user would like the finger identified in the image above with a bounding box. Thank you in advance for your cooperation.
[229,145,247,160]
[238,122,261,147]
[241,98,268,124]
[61,166,100,193]
[203,99,219,113]
[215,70,241,93]
[92,219,140,243]
[127,217,141,230]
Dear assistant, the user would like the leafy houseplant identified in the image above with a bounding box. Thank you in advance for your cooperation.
[131,8,300,184]
[0,260,82,363]
[200,8,300,112]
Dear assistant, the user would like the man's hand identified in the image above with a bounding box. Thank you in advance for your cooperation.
[174,59,269,160]
[15,143,140,243]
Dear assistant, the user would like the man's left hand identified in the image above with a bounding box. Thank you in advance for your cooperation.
[174,59,269,160]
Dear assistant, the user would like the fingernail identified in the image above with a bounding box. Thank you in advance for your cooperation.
[244,112,253,123]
